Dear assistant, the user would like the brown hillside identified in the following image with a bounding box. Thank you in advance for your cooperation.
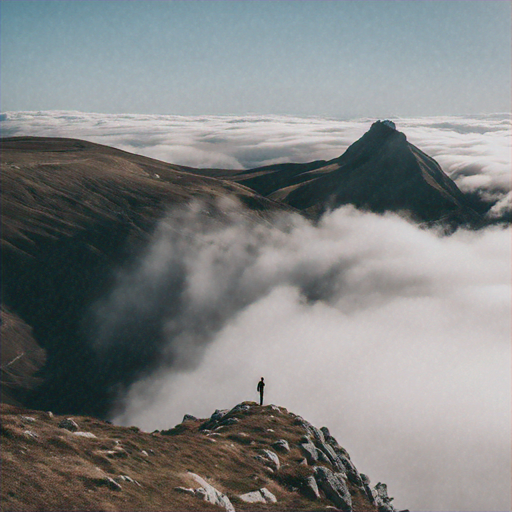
[1,402,397,512]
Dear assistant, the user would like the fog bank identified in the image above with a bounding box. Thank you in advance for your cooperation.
[90,202,510,512]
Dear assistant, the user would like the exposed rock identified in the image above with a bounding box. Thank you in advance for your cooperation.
[140,450,149,457]
[58,418,79,432]
[373,482,396,512]
[73,431,97,439]
[229,403,251,415]
[182,414,197,422]
[217,417,239,427]
[21,416,36,423]
[116,475,141,486]
[188,472,235,512]
[211,409,229,422]
[320,426,330,438]
[100,477,122,491]
[303,475,321,500]
[272,439,290,453]
[260,488,277,503]
[295,417,325,443]
[199,409,230,431]
[360,474,375,503]
[314,466,352,512]
[23,430,38,439]
[174,486,195,496]
[254,449,280,471]
[299,440,318,465]
[239,487,277,504]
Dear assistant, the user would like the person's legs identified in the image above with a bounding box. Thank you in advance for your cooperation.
[259,391,263,406]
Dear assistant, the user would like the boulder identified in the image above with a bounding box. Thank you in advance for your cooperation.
[199,409,229,430]
[229,403,251,414]
[255,449,280,470]
[373,482,396,512]
[272,439,290,453]
[320,426,330,438]
[314,466,352,512]
[239,487,277,504]
[260,488,277,503]
[295,417,325,443]
[73,431,97,439]
[188,472,235,512]
[58,418,79,432]
[299,440,318,465]
[211,409,229,422]
[303,475,321,500]
[182,414,197,422]
[21,416,36,423]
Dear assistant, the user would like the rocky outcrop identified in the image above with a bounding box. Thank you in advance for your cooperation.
[254,449,280,471]
[314,466,352,512]
[272,439,290,453]
[373,482,397,512]
[239,487,277,504]
[188,472,235,512]
[58,418,79,432]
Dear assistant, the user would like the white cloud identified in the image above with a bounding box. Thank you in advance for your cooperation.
[89,202,511,512]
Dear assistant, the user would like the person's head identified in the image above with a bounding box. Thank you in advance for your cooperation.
[260,377,264,381]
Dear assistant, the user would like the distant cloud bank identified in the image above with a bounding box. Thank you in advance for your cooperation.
[1,111,510,214]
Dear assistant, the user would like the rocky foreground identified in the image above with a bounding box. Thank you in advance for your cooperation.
[0,402,405,512]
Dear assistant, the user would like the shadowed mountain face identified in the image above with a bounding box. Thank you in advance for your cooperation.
[1,137,285,417]
[202,121,483,226]
[0,125,488,417]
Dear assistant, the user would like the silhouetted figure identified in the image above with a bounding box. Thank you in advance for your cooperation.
[257,377,265,406]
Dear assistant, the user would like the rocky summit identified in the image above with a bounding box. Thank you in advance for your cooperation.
[0,401,407,512]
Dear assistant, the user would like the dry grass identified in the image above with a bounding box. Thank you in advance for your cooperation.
[1,402,378,512]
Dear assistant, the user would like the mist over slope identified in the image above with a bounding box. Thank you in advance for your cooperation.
[1,115,510,511]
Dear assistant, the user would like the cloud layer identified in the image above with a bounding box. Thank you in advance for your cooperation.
[2,111,510,214]
[90,201,510,512]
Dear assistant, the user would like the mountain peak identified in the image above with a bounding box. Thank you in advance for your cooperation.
[364,119,406,143]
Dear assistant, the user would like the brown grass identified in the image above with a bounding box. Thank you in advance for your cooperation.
[1,402,378,512]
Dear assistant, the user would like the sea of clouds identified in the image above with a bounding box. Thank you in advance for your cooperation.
[1,110,511,216]
[2,111,510,511]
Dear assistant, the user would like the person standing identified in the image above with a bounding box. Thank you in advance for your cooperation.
[257,377,265,406]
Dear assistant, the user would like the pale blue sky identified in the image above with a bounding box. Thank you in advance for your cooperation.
[1,0,510,117]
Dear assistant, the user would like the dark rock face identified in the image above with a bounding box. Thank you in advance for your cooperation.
[314,466,352,512]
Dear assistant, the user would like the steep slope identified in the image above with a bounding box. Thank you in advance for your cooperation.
[202,121,482,226]
[1,401,403,512]
[1,137,287,416]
